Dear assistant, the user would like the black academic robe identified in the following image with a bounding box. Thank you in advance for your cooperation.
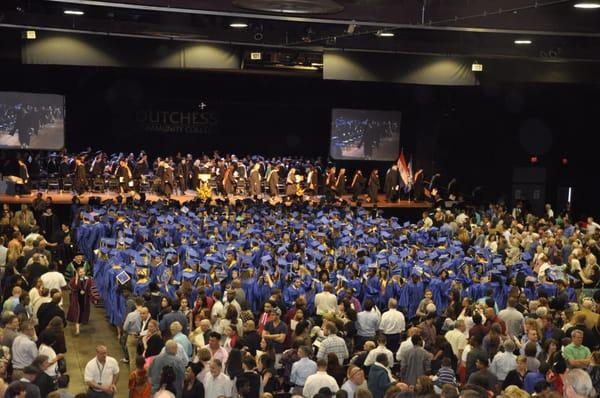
[73,164,87,194]
[351,173,366,199]
[116,165,132,192]
[267,169,279,197]
[307,170,318,194]
[161,166,175,196]
[384,168,400,201]
[368,174,380,203]
[176,163,187,192]
[335,174,346,196]
[249,169,261,196]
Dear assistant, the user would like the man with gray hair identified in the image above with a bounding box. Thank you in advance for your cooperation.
[204,359,233,398]
[149,340,186,397]
[564,369,595,398]
[444,319,467,359]
[489,339,517,384]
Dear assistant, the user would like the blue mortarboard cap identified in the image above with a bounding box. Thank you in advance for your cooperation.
[101,238,116,247]
[199,261,211,271]
[522,252,533,261]
[429,252,439,260]
[379,258,388,267]
[182,269,197,280]
[317,244,327,252]
[84,213,95,222]
[100,247,111,254]
[277,245,288,255]
[389,254,399,263]
[181,206,189,214]
[278,258,289,267]
[124,237,134,246]
[341,237,351,244]
[381,231,392,239]
[261,255,272,264]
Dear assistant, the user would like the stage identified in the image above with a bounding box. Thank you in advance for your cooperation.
[1,190,431,220]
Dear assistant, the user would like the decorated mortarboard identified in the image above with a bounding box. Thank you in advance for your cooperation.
[180,206,189,214]
[116,270,131,285]
[182,269,198,280]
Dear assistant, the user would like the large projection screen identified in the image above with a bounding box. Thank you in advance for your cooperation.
[0,92,65,150]
[330,108,401,161]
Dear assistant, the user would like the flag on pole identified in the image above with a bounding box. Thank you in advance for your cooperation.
[406,155,414,192]
[397,148,410,187]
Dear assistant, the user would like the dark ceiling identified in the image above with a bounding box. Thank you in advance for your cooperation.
[2,0,600,60]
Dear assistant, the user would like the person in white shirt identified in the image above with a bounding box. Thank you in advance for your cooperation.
[364,334,394,367]
[84,345,120,397]
[0,237,8,269]
[587,217,600,235]
[210,291,225,324]
[396,327,421,366]
[40,262,67,293]
[314,283,338,316]
[203,359,233,398]
[444,320,468,360]
[302,358,339,398]
[378,299,405,353]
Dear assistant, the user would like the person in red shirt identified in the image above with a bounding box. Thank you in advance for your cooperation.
[258,300,274,335]
[485,306,507,335]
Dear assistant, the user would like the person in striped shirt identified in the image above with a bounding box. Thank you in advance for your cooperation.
[435,357,457,389]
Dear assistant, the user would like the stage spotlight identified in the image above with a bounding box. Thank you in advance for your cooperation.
[64,10,84,15]
[24,30,36,39]
[376,30,394,37]
[250,52,262,60]
[230,22,248,28]
[514,39,532,45]
[471,61,483,72]
[574,2,600,8]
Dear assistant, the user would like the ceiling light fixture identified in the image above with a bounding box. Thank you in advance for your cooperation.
[376,30,394,37]
[514,39,532,44]
[574,2,600,8]
[64,10,84,15]
[24,30,37,40]
[229,22,248,28]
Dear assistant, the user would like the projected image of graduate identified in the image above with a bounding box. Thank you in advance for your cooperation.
[330,109,401,161]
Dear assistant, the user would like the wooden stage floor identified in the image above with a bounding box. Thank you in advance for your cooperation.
[0,190,430,209]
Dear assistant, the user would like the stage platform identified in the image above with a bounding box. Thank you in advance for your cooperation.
[0,190,430,209]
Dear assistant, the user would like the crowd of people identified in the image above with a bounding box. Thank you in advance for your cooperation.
[1,189,600,398]
[10,150,429,203]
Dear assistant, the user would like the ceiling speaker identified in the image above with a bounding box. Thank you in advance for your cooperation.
[232,0,344,15]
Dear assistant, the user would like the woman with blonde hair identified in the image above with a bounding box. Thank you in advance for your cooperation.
[142,319,164,367]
